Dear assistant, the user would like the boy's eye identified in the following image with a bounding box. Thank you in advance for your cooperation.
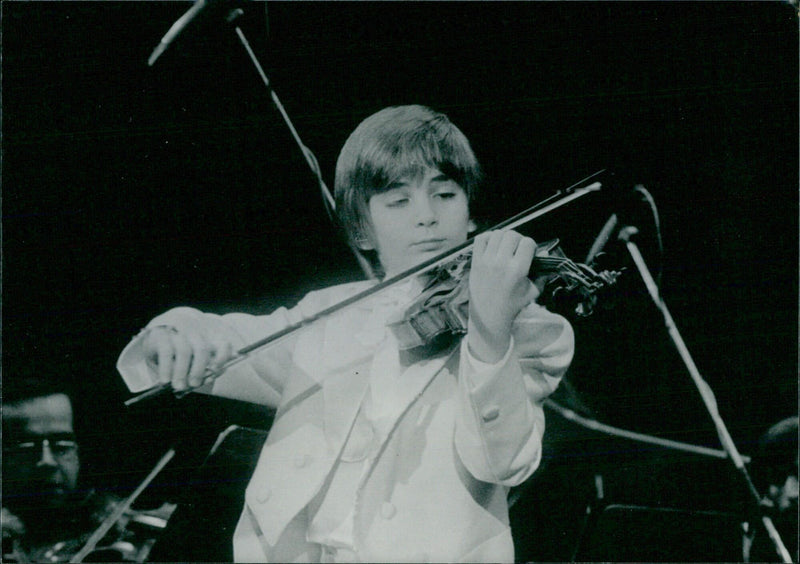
[434,191,456,200]
[386,198,409,208]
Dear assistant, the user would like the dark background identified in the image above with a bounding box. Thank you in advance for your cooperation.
[3,2,798,561]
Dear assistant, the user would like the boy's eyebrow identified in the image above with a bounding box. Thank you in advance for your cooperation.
[430,173,452,183]
[384,172,452,190]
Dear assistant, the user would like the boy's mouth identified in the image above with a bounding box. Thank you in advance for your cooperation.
[411,238,446,251]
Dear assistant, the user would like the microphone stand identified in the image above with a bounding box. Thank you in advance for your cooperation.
[223,8,376,279]
[150,3,375,279]
[618,226,792,563]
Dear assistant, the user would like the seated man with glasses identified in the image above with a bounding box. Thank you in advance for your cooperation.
[2,375,118,562]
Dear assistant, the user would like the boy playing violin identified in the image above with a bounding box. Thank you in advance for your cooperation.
[117,105,574,562]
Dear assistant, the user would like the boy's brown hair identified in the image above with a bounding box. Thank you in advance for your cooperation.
[334,105,482,254]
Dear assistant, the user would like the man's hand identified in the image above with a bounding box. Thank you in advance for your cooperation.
[2,507,26,541]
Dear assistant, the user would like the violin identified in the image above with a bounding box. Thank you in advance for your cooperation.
[65,450,176,563]
[388,238,620,351]
[6,502,176,564]
[125,172,616,406]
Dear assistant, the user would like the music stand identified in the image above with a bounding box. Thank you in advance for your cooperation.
[571,503,742,562]
[147,425,269,562]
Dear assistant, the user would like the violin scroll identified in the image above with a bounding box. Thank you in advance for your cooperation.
[536,243,622,318]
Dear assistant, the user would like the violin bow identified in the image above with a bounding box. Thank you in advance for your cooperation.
[125,171,604,406]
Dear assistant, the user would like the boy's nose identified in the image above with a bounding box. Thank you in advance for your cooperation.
[414,198,437,226]
[37,439,58,467]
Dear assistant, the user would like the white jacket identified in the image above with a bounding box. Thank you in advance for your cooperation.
[118,280,574,562]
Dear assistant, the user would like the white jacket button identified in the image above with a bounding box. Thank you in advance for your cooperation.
[294,453,312,468]
[256,488,271,504]
[380,501,396,520]
[481,406,500,422]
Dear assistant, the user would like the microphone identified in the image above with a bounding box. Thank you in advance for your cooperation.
[148,0,239,67]
[618,225,640,243]
[585,213,618,264]
[585,182,654,263]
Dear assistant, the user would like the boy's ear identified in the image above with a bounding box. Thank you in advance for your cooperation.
[468,219,477,233]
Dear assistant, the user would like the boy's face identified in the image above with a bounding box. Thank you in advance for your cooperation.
[366,167,474,277]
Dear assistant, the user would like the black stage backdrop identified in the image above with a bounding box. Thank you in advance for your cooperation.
[3,2,798,561]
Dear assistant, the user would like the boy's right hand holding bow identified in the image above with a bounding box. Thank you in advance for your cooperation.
[141,324,237,392]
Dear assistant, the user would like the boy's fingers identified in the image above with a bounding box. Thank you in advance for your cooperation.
[472,231,491,259]
[186,331,214,387]
[153,337,175,385]
[498,231,522,258]
[515,237,536,267]
[482,230,503,257]
[171,335,193,391]
[207,339,233,375]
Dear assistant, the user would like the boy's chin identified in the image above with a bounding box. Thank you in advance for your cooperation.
[383,249,456,277]
[413,244,452,262]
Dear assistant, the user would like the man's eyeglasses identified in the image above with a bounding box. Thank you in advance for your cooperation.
[3,436,78,462]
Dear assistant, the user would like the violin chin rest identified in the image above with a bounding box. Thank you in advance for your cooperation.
[398,333,461,365]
